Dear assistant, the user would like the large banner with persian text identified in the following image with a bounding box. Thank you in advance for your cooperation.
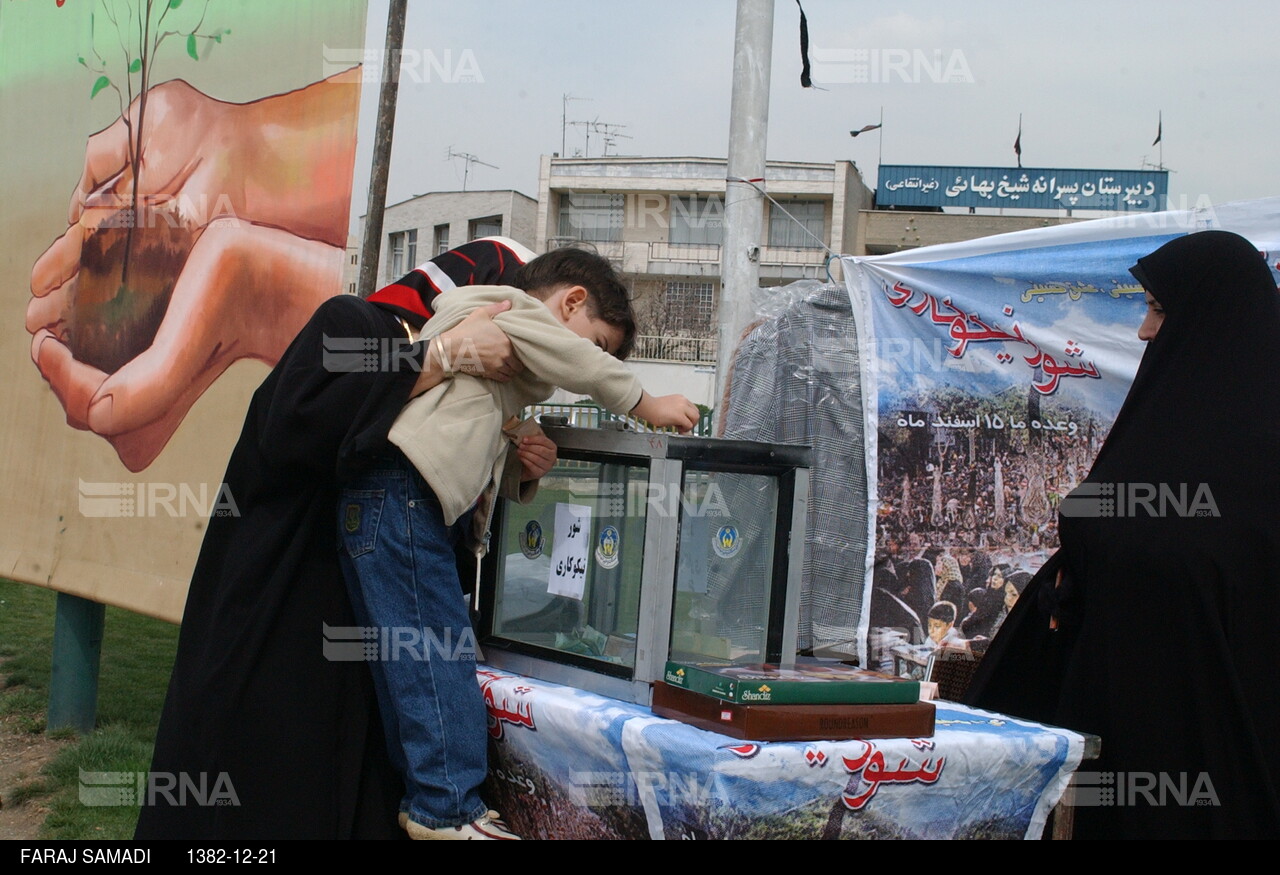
[877,164,1169,212]
[479,669,1083,840]
[842,199,1280,675]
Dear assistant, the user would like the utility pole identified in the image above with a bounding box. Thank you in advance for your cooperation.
[357,0,407,298]
[714,0,773,432]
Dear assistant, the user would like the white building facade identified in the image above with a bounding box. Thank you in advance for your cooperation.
[348,189,538,294]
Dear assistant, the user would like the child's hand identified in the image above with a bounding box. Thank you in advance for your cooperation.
[517,434,558,481]
[632,392,700,434]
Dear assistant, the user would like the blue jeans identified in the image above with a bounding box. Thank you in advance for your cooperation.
[338,449,489,829]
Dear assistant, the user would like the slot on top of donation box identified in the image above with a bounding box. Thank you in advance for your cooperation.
[477,424,811,705]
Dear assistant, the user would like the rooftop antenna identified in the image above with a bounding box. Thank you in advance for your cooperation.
[561,93,590,156]
[564,117,595,157]
[565,115,631,158]
[592,121,632,156]
[445,146,499,191]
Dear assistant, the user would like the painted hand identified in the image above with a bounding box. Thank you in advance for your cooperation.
[26,72,360,471]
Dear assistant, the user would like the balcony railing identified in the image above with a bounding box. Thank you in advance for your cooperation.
[648,241,721,263]
[524,402,713,437]
[546,238,824,273]
[759,244,826,265]
[630,334,718,364]
[546,237,625,261]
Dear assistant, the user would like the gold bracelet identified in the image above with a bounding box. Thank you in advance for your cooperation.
[433,336,453,377]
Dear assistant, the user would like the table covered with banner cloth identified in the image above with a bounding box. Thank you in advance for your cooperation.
[476,667,1086,840]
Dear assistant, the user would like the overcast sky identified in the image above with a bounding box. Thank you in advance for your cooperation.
[350,0,1278,229]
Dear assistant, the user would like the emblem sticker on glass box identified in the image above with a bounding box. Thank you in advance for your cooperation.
[595,525,620,569]
[713,523,741,558]
[520,520,544,559]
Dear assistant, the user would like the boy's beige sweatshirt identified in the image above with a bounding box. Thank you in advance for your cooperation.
[388,285,643,525]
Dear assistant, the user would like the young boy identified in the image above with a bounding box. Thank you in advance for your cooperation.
[927,601,967,650]
[338,248,698,840]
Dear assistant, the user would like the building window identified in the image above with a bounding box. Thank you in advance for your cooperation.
[558,192,623,242]
[469,216,503,240]
[434,223,450,256]
[664,281,716,334]
[670,195,724,246]
[389,234,403,277]
[388,229,418,277]
[350,253,358,265]
[768,200,825,249]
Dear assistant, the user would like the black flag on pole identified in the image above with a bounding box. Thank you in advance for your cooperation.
[796,0,812,88]
[1152,112,1162,146]
[1014,115,1023,168]
[850,124,882,137]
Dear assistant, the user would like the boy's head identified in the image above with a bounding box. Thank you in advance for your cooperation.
[927,601,957,645]
[512,247,636,360]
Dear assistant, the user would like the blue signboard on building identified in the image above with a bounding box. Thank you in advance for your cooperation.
[877,165,1168,211]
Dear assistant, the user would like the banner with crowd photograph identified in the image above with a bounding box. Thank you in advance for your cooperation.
[841,198,1280,676]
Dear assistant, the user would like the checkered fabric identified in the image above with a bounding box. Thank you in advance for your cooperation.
[718,281,868,655]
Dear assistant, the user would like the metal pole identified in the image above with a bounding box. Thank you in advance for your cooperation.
[47,593,106,734]
[877,105,884,170]
[713,0,774,433]
[357,0,408,298]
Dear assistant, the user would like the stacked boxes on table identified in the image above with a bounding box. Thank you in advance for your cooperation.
[654,660,935,741]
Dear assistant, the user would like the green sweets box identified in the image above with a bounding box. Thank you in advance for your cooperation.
[662,660,921,705]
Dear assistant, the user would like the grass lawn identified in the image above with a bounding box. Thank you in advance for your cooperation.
[0,578,178,839]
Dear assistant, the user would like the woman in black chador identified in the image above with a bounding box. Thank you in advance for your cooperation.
[967,230,1280,839]
[136,240,530,840]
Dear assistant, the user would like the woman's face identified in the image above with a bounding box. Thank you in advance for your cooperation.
[988,567,1005,589]
[1138,290,1165,341]
[1004,581,1019,610]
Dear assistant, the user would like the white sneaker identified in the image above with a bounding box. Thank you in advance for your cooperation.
[399,810,522,840]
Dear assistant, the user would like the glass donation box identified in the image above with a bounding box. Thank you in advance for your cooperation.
[478,424,811,705]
